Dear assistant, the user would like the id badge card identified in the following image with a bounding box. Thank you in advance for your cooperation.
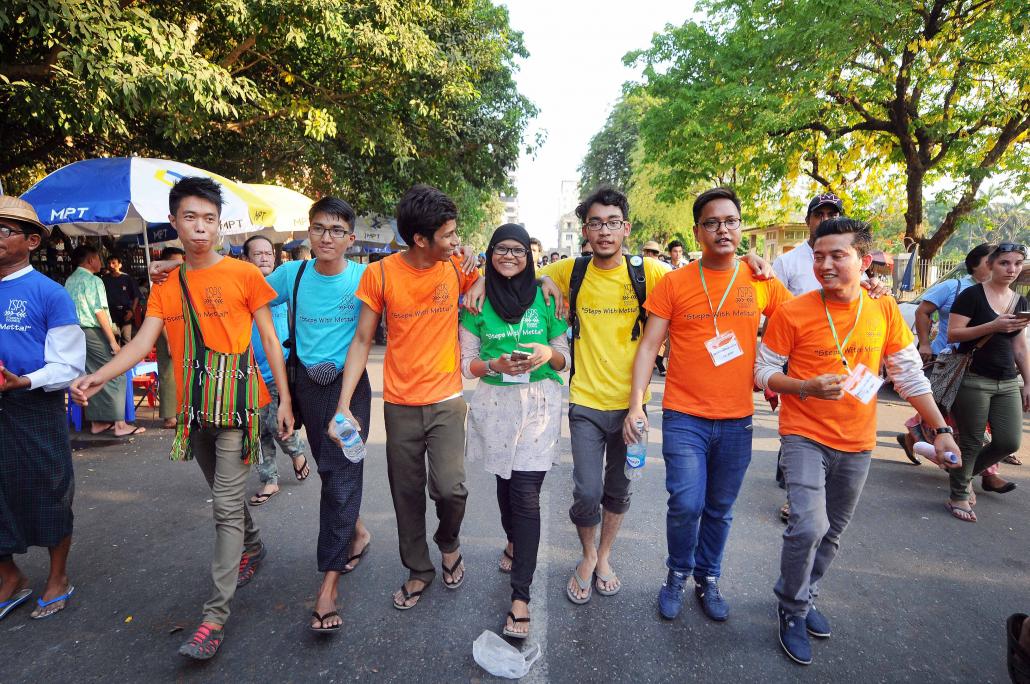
[704,330,744,367]
[503,372,531,384]
[841,363,883,404]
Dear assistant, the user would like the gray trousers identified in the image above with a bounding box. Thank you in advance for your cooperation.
[191,427,262,626]
[83,327,125,423]
[775,434,871,617]
[568,404,632,528]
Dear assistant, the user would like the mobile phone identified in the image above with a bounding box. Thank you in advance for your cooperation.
[510,351,530,361]
[1015,311,1030,319]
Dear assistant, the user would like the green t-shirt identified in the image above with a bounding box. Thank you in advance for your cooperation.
[460,288,567,387]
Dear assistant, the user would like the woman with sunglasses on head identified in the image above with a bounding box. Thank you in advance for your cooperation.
[459,224,570,639]
[945,243,1030,522]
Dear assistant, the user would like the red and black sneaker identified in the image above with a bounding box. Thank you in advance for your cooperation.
[178,623,224,660]
[236,544,267,588]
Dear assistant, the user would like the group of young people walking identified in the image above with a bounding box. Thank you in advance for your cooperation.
[0,176,1021,669]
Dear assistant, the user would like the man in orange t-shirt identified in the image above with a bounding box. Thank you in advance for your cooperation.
[625,187,791,624]
[72,177,294,661]
[754,218,959,666]
[333,185,478,611]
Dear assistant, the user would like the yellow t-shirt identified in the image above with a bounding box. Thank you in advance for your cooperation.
[540,256,667,410]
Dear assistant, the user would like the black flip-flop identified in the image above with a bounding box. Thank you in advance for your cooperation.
[896,434,921,465]
[310,610,341,633]
[293,456,311,481]
[341,536,372,575]
[249,490,279,506]
[498,548,514,574]
[502,611,530,639]
[393,584,424,611]
[442,554,464,590]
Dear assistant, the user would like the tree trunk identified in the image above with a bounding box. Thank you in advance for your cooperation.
[903,165,925,254]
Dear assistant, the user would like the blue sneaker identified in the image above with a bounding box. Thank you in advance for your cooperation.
[806,605,831,638]
[657,570,688,620]
[694,576,729,622]
[778,606,813,665]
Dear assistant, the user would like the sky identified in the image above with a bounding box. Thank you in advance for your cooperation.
[502,1,695,248]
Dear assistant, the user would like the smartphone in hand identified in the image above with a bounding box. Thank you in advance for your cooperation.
[510,351,530,361]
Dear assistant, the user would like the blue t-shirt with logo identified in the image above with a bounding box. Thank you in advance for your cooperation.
[924,275,973,355]
[266,259,366,370]
[0,268,79,377]
[251,299,290,385]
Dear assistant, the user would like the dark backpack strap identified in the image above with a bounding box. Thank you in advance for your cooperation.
[567,256,592,378]
[284,260,308,359]
[626,257,648,341]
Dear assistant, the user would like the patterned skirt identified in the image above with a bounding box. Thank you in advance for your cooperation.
[0,388,75,556]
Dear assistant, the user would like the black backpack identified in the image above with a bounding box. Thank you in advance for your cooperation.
[567,255,648,377]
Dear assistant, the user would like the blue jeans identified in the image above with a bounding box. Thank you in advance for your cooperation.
[662,410,753,579]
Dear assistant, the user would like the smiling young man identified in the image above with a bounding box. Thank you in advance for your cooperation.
[755,218,960,666]
[624,187,792,623]
[331,184,478,611]
[71,176,294,660]
[264,197,373,632]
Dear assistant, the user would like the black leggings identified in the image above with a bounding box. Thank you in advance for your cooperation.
[496,470,547,603]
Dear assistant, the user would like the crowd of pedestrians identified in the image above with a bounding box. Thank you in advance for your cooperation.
[0,178,1026,676]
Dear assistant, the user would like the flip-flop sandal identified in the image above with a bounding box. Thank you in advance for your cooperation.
[249,490,279,506]
[498,548,514,574]
[502,611,530,639]
[945,502,977,523]
[90,424,117,437]
[310,610,342,633]
[594,570,621,597]
[31,585,75,619]
[118,426,145,437]
[779,502,791,523]
[341,536,372,575]
[1003,454,1022,466]
[566,568,592,605]
[293,456,311,481]
[442,554,464,590]
[896,434,921,465]
[0,588,32,620]
[393,584,425,611]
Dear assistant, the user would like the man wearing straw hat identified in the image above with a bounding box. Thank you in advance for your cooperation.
[0,196,85,620]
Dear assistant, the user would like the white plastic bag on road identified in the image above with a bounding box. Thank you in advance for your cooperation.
[473,630,541,679]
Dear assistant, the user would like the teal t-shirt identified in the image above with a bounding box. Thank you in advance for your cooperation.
[267,259,366,370]
[460,288,567,386]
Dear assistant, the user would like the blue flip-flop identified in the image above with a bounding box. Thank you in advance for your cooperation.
[31,585,74,619]
[0,588,32,620]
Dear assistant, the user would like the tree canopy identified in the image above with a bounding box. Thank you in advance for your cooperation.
[626,0,1030,258]
[0,0,536,238]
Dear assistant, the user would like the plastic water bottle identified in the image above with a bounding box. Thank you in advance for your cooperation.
[333,413,366,463]
[625,419,647,480]
[914,440,959,465]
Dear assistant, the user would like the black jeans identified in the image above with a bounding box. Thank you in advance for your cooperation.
[496,470,547,604]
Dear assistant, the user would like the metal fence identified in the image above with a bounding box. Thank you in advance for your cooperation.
[886,257,959,298]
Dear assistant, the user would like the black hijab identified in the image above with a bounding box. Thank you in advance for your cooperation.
[485,223,537,324]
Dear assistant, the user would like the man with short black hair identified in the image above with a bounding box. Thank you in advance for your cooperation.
[65,245,144,437]
[0,196,85,620]
[529,237,544,267]
[102,254,141,342]
[332,184,479,611]
[72,176,294,659]
[756,217,960,666]
[580,238,593,257]
[773,193,844,296]
[668,239,686,269]
[549,251,560,264]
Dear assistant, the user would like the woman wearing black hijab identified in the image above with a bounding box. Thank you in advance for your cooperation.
[459,224,570,639]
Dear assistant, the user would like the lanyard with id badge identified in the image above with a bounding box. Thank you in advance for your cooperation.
[699,260,744,366]
[502,318,531,384]
[821,290,882,404]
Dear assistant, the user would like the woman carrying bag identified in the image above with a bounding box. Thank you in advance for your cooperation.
[945,243,1030,522]
[459,224,570,639]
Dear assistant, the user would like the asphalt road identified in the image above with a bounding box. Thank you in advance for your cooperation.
[4,348,1029,683]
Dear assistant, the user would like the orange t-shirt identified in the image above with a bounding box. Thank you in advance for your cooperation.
[645,261,792,419]
[761,289,914,451]
[147,257,276,409]
[356,254,478,405]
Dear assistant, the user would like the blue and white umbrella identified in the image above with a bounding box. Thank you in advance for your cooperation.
[20,157,276,238]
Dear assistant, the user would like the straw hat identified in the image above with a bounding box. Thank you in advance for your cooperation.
[643,240,663,253]
[0,196,48,237]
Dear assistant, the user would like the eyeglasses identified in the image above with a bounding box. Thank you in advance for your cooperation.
[0,225,29,238]
[584,219,626,232]
[309,224,351,239]
[699,218,742,232]
[493,246,528,258]
[988,244,1021,257]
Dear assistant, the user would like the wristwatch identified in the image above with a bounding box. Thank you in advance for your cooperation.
[483,359,501,377]
[932,426,954,436]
